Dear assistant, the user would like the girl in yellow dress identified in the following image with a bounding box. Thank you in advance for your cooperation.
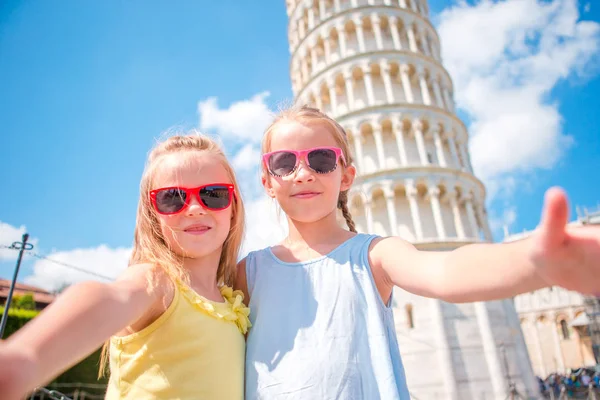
[0,132,251,400]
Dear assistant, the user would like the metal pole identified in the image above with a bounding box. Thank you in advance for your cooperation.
[0,233,33,338]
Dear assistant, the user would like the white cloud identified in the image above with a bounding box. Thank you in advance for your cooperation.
[198,91,274,142]
[25,245,130,292]
[240,194,288,257]
[489,206,518,236]
[484,176,518,204]
[232,143,261,171]
[0,221,38,261]
[437,0,600,184]
[584,2,591,13]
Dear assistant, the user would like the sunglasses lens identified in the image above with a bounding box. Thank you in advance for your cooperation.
[268,151,297,176]
[199,185,232,210]
[154,188,187,214]
[307,148,338,173]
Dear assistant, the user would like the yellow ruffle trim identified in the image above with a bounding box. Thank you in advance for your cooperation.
[178,283,252,335]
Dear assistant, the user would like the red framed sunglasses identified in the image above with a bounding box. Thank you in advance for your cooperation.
[149,183,235,215]
[262,146,346,177]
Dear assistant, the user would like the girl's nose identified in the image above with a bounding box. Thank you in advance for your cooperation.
[186,195,207,216]
[293,160,315,183]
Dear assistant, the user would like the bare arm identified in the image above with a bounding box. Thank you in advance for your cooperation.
[0,263,161,398]
[370,236,545,303]
[371,187,600,303]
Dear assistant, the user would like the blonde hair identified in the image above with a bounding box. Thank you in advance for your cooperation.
[262,105,356,233]
[99,131,245,377]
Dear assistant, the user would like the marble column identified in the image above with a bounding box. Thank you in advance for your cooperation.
[474,302,508,399]
[371,14,383,50]
[343,69,355,111]
[432,127,447,167]
[372,123,386,170]
[384,185,399,236]
[389,16,402,50]
[327,77,338,115]
[448,190,465,239]
[406,181,423,240]
[428,184,446,239]
[362,64,375,106]
[400,64,414,103]
[413,120,428,165]
[381,61,395,103]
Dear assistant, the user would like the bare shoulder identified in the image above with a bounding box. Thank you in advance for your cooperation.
[363,236,416,304]
[113,263,173,303]
[368,236,418,268]
[112,263,176,336]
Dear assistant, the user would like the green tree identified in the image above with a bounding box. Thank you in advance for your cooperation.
[13,293,36,310]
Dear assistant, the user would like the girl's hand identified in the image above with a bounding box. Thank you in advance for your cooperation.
[0,343,39,400]
[529,187,600,295]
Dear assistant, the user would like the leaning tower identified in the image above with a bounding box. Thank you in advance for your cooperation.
[285,0,539,399]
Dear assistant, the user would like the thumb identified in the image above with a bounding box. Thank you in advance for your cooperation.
[537,187,570,248]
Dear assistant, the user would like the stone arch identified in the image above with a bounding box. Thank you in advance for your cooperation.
[326,25,340,62]
[349,190,367,215]
[345,64,364,109]
[301,7,309,31]
[391,181,413,240]
[331,71,346,113]
[536,314,548,324]
[370,185,389,236]
[358,120,378,174]
[349,188,368,233]
[386,61,402,98]
[559,318,571,340]
[319,80,331,109]
[314,34,326,71]
[377,14,392,45]
[343,18,359,56]
[367,183,387,203]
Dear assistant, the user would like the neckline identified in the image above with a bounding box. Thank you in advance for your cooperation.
[266,233,361,266]
[176,280,228,306]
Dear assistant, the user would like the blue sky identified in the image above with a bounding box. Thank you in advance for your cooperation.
[1,0,599,289]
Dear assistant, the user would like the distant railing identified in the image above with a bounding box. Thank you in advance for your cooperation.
[29,383,107,400]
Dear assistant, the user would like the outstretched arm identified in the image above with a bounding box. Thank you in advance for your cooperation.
[0,263,161,399]
[371,187,600,303]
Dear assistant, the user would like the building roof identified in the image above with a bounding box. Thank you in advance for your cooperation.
[0,279,55,305]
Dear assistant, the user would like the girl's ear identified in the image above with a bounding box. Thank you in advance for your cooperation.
[261,172,276,199]
[340,165,356,192]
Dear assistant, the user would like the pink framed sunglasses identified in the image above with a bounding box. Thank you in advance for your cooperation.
[262,146,346,177]
[149,183,235,215]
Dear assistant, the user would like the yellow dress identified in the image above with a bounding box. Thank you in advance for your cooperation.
[105,281,251,400]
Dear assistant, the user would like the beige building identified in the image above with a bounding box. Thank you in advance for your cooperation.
[507,208,600,377]
[285,0,539,398]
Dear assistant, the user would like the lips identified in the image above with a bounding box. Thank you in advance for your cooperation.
[183,224,211,233]
[292,191,321,199]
